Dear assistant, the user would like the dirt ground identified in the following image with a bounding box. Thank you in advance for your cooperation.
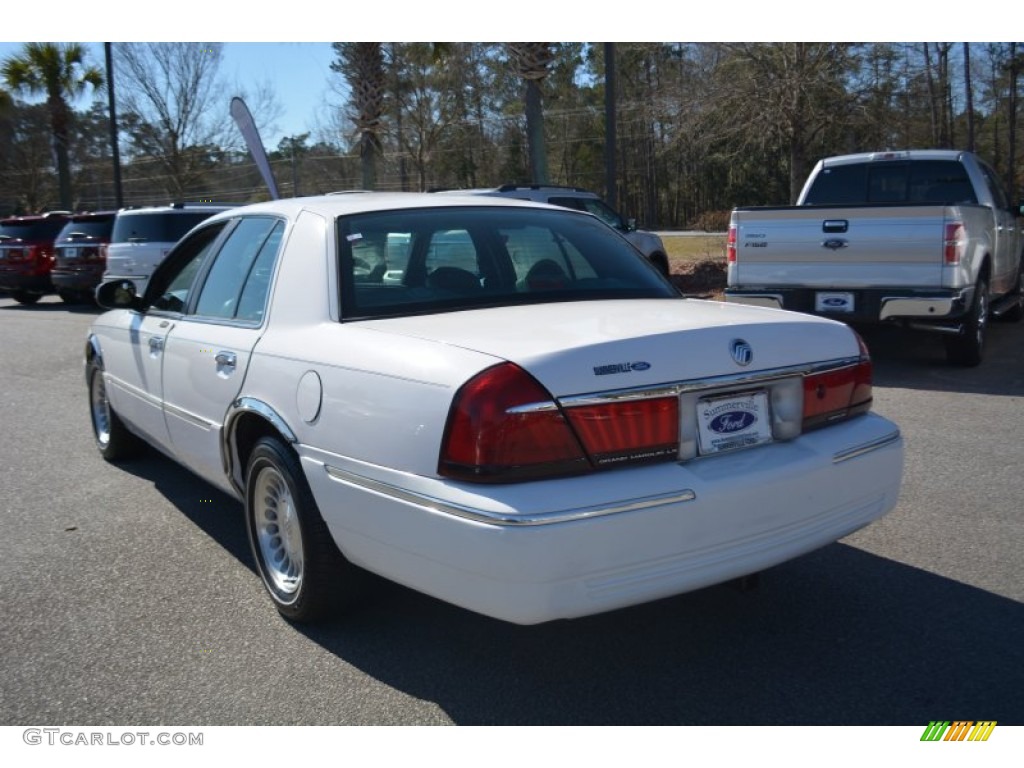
[669,258,726,299]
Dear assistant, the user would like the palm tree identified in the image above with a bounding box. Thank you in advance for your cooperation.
[331,43,386,190]
[507,43,555,184]
[2,42,103,209]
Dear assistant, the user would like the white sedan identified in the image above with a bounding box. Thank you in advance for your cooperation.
[86,193,903,624]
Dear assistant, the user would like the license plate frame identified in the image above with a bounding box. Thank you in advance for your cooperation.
[696,389,773,456]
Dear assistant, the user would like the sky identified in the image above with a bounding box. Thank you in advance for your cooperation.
[0,42,341,150]
[0,6,986,152]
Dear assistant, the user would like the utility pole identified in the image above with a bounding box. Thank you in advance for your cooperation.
[604,43,617,209]
[104,43,124,208]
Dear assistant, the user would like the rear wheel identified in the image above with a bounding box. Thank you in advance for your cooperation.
[1000,257,1023,323]
[88,365,144,461]
[245,436,366,622]
[945,278,988,367]
[58,289,80,304]
[12,290,41,305]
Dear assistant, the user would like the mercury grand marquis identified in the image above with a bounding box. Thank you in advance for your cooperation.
[86,193,903,624]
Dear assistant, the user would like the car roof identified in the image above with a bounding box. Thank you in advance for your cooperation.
[116,203,235,216]
[821,149,966,167]
[200,191,575,225]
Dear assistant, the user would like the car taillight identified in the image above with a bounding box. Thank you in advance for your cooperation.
[565,397,679,467]
[944,222,965,265]
[439,363,589,482]
[802,333,872,430]
[727,225,737,263]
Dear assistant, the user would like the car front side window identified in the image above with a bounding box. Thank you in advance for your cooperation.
[147,224,226,313]
[193,217,283,321]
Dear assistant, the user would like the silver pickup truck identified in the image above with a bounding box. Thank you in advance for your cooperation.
[725,150,1024,365]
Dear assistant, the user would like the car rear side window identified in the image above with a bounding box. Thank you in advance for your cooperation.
[336,206,674,320]
[0,218,69,240]
[57,216,116,242]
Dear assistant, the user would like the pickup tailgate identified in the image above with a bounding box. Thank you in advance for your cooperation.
[729,205,952,289]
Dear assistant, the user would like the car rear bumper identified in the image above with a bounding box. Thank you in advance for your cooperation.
[0,271,52,293]
[724,286,973,324]
[301,412,902,624]
[52,266,104,292]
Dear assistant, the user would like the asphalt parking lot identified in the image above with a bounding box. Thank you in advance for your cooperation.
[1,294,1022,725]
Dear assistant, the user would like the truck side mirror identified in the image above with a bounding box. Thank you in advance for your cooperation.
[627,217,638,232]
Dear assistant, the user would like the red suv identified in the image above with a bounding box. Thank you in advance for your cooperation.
[51,211,117,303]
[0,212,71,304]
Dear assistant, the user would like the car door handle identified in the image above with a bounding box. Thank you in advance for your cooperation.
[149,336,164,352]
[215,351,237,368]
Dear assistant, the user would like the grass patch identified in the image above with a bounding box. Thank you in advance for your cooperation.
[663,234,727,272]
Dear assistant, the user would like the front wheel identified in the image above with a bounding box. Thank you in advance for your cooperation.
[945,278,988,367]
[88,365,144,461]
[245,437,366,622]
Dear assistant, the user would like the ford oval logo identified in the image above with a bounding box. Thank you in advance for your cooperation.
[822,238,848,251]
[630,361,651,372]
[822,297,848,307]
[730,339,753,367]
[709,411,756,433]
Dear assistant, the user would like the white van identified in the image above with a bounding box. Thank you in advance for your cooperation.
[103,203,235,295]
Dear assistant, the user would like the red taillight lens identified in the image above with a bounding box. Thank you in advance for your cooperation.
[802,337,873,430]
[439,363,588,482]
[944,222,965,265]
[727,225,737,264]
[565,397,679,467]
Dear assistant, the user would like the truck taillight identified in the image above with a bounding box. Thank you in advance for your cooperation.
[802,333,873,430]
[727,225,737,263]
[439,363,588,482]
[944,222,966,265]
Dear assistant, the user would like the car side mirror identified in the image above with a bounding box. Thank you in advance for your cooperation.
[96,280,144,311]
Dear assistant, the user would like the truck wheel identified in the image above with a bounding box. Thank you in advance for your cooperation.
[945,278,988,367]
[650,252,670,278]
[1000,257,1023,323]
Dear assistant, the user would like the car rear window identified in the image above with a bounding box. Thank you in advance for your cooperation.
[57,215,116,243]
[0,218,69,241]
[337,206,674,320]
[111,212,219,244]
[804,160,977,205]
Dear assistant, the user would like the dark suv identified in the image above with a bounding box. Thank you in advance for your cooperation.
[0,212,71,304]
[51,211,118,303]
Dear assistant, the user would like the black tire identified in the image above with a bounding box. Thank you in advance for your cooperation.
[12,290,42,305]
[650,252,670,278]
[87,365,144,461]
[244,436,366,622]
[945,278,988,367]
[999,257,1024,323]
[58,290,79,305]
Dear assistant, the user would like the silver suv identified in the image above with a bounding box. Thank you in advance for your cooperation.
[442,185,669,276]
[103,203,235,296]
